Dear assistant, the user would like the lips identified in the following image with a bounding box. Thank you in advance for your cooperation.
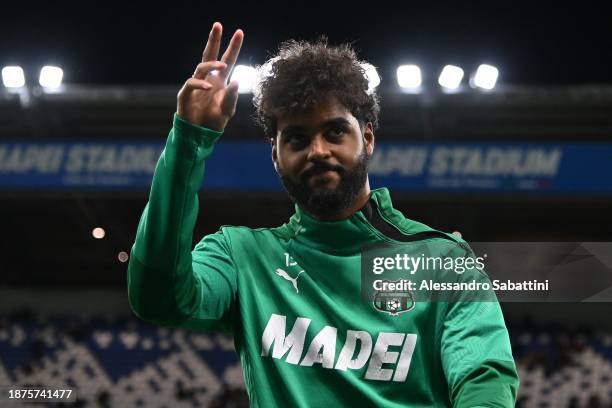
[301,164,343,182]
[306,170,340,188]
[310,170,337,179]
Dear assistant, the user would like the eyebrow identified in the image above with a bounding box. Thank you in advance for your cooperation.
[280,117,352,138]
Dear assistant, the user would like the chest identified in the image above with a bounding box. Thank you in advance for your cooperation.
[233,239,441,338]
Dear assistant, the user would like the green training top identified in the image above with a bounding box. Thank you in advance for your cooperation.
[127,114,519,407]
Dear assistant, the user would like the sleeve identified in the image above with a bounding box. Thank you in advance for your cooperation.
[440,270,520,407]
[127,113,238,333]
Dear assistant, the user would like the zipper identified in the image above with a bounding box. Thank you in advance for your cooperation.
[364,200,460,245]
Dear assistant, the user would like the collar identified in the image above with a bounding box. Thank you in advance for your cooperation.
[286,187,396,253]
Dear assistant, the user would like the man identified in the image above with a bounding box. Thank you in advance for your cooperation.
[128,22,519,407]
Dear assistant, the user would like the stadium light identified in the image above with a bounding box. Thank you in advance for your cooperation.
[396,65,422,91]
[230,65,257,94]
[39,66,63,89]
[2,66,26,88]
[118,251,129,263]
[361,63,380,94]
[471,64,499,90]
[438,65,464,90]
[92,227,106,239]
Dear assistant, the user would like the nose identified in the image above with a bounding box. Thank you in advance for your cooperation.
[306,133,331,161]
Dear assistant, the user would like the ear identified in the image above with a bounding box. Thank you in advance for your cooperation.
[271,138,279,171]
[363,122,375,156]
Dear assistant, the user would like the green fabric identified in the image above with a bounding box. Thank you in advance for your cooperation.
[127,115,519,407]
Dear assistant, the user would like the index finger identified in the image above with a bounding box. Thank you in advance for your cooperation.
[219,29,244,80]
[202,22,222,62]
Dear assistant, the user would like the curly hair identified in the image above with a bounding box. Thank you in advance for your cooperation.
[253,36,380,139]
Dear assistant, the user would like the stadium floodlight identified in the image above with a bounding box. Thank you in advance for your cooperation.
[438,65,464,90]
[396,65,422,90]
[361,63,380,94]
[472,64,499,90]
[39,66,63,89]
[230,64,257,94]
[92,227,106,239]
[2,66,26,88]
[118,251,129,263]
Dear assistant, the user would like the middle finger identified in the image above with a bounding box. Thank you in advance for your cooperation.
[219,29,244,80]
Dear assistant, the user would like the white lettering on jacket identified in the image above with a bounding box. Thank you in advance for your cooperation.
[260,314,418,382]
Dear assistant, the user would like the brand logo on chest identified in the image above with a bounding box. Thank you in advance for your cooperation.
[274,253,306,294]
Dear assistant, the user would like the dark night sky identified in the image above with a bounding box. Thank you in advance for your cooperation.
[2,2,611,87]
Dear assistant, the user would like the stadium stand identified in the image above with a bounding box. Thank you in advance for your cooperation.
[0,311,247,407]
[2,310,612,407]
[2,84,612,406]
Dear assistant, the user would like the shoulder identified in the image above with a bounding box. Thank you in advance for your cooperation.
[386,207,481,263]
[372,187,461,241]
[195,223,292,252]
[387,206,463,243]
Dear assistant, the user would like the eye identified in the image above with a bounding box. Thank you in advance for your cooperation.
[284,133,309,149]
[327,127,345,139]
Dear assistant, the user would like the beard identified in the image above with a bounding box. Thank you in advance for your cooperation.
[277,146,370,219]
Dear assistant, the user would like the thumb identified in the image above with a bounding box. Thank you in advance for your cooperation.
[221,81,240,116]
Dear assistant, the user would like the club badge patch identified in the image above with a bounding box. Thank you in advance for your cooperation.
[373,287,415,316]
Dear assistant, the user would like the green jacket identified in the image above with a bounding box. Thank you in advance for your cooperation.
[128,114,519,407]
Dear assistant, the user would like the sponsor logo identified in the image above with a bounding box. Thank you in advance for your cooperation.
[261,314,418,382]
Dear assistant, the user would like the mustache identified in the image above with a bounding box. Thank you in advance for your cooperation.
[300,161,345,181]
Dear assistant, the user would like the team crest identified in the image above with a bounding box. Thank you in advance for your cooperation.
[373,286,415,316]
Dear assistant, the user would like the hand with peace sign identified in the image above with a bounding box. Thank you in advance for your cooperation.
[177,22,244,131]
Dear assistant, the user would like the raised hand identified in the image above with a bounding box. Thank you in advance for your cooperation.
[177,22,244,131]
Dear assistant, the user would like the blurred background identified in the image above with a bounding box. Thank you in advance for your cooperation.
[1,2,612,407]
